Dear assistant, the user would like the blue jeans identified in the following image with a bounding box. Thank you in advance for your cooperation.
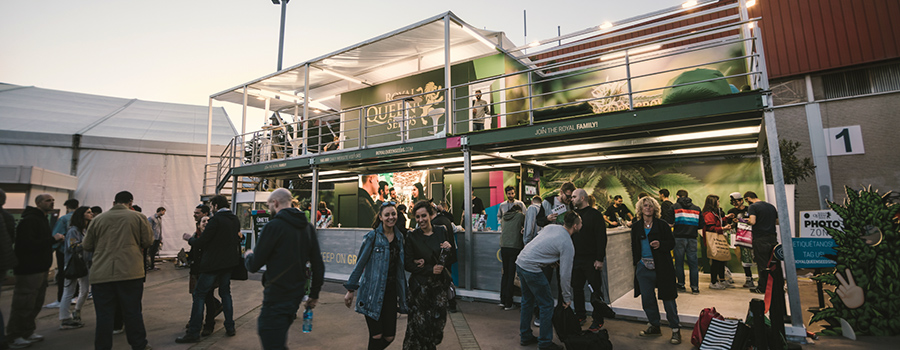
[93,278,147,350]
[673,238,699,290]
[257,299,302,350]
[518,266,554,348]
[635,263,680,330]
[188,271,233,336]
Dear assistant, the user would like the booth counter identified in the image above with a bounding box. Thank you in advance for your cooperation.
[316,225,632,305]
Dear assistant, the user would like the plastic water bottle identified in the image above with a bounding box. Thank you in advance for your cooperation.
[302,307,313,333]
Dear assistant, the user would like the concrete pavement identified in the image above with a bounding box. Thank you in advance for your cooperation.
[1,263,895,349]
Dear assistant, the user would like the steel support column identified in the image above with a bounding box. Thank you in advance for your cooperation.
[304,64,310,155]
[463,142,473,290]
[444,14,452,137]
[311,166,319,223]
[756,24,806,341]
[206,98,213,165]
[804,75,833,209]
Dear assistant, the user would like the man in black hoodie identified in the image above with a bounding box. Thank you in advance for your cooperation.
[245,188,325,349]
[0,192,17,348]
[571,188,608,331]
[671,190,702,294]
[8,194,64,346]
[177,195,241,343]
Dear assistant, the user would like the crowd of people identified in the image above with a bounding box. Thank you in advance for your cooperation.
[0,183,780,350]
[486,183,780,349]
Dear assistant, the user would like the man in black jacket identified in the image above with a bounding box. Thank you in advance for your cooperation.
[571,188,609,331]
[177,195,241,343]
[0,193,17,348]
[658,189,675,226]
[8,194,64,347]
[245,188,325,350]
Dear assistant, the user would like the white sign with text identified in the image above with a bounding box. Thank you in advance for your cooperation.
[799,210,843,238]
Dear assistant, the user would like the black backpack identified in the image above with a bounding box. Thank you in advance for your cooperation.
[552,304,613,350]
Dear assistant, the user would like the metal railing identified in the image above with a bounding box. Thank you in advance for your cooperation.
[220,16,764,178]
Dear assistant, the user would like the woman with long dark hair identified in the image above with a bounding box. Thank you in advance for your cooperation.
[702,194,732,290]
[344,202,409,350]
[59,206,93,329]
[631,196,682,344]
[403,201,456,350]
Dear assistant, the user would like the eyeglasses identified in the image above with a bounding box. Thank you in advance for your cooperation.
[381,201,396,207]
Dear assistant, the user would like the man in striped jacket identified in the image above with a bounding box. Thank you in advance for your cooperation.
[672,190,702,295]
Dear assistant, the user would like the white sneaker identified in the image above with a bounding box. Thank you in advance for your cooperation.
[9,337,33,348]
[533,318,541,327]
[43,301,60,308]
[709,282,726,290]
[113,328,125,335]
[25,334,44,342]
[71,297,78,305]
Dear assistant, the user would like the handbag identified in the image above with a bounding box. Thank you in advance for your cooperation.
[231,255,249,281]
[734,221,752,247]
[691,307,724,347]
[706,232,731,261]
[699,318,740,350]
[63,247,89,279]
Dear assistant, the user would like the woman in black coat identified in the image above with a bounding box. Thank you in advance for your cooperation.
[631,196,682,345]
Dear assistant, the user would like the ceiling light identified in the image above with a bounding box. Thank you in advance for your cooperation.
[317,67,365,85]
[317,170,348,176]
[600,44,662,61]
[461,25,497,50]
[599,22,613,30]
[407,155,490,167]
[507,126,760,157]
[312,95,337,102]
[447,163,520,172]
[746,0,757,7]
[545,143,757,165]
[319,176,358,183]
[682,0,698,9]
[748,22,755,29]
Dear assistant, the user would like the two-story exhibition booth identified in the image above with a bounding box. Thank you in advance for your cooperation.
[204,1,806,339]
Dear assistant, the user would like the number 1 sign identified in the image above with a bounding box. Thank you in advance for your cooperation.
[824,125,865,156]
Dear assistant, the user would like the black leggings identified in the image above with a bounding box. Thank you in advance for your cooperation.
[365,282,398,350]
[710,260,726,284]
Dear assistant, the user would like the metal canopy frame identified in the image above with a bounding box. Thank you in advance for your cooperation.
[210,11,514,113]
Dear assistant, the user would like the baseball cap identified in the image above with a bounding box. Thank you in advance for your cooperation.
[729,192,742,201]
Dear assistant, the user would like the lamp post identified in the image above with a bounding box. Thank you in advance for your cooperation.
[271,0,289,71]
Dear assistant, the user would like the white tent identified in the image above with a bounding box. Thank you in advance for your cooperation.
[0,83,237,257]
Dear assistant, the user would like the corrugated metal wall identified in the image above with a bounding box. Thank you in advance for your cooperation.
[750,0,900,79]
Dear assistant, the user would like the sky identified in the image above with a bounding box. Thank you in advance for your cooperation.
[1,0,685,133]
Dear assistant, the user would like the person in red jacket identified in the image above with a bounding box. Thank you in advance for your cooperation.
[701,195,732,290]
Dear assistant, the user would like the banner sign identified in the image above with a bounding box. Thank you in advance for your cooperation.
[792,238,837,268]
[800,210,843,238]
[250,210,270,250]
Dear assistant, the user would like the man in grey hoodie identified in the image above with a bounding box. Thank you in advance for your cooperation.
[516,212,580,350]
[523,196,542,245]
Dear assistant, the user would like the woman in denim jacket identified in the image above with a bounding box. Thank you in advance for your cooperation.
[344,202,409,350]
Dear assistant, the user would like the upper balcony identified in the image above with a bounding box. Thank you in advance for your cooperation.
[206,0,768,192]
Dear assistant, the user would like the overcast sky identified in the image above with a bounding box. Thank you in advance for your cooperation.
[1,0,685,132]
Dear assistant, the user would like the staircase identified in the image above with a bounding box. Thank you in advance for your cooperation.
[202,138,262,199]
